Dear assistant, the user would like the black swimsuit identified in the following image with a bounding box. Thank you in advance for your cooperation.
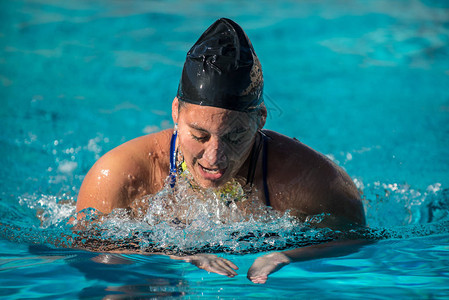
[245,130,271,206]
[169,130,271,206]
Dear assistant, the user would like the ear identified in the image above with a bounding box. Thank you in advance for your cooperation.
[258,104,267,130]
[172,97,179,124]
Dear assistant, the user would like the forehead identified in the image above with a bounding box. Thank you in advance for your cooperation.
[179,103,255,132]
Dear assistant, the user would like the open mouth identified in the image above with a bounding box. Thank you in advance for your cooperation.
[198,163,226,180]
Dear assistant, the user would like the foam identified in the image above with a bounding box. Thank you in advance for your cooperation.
[4,178,448,255]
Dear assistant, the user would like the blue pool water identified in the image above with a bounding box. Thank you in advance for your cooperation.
[1,0,449,298]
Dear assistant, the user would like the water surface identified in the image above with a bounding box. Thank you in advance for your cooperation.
[1,0,449,298]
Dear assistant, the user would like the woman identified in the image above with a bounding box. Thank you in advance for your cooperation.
[77,18,366,284]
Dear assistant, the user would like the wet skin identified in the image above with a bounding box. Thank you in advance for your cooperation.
[77,98,366,283]
[172,98,260,189]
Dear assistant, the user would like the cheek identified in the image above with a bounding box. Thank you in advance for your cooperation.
[180,137,203,159]
[227,139,254,161]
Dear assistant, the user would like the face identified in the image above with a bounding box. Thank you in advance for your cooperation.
[172,98,264,189]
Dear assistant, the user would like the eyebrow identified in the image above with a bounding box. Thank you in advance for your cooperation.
[188,123,248,135]
[188,124,209,133]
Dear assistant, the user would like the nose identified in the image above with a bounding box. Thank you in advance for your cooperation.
[203,137,227,167]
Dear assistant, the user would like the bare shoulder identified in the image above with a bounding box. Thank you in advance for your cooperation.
[76,129,173,214]
[264,130,365,227]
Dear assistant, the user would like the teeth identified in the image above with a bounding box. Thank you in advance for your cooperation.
[202,166,219,174]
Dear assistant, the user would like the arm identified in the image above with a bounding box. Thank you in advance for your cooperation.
[88,252,239,278]
[170,254,239,277]
[76,131,173,216]
[247,193,367,284]
[77,152,138,215]
[247,192,367,284]
[247,160,368,283]
[247,239,372,284]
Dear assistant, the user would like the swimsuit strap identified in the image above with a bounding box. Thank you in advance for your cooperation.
[169,130,178,188]
[246,130,271,207]
[261,131,271,207]
[245,131,264,186]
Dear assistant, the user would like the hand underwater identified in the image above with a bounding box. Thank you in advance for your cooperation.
[247,252,291,284]
[173,254,239,278]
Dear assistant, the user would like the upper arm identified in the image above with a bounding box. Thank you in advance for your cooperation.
[325,161,366,227]
[267,133,365,229]
[77,153,127,214]
[76,151,145,215]
[306,169,366,229]
[76,130,171,216]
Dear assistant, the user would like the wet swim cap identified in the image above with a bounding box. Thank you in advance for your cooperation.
[177,18,263,112]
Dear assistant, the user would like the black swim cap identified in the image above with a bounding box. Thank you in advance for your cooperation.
[177,18,263,112]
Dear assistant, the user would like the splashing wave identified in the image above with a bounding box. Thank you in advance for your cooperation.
[1,179,448,255]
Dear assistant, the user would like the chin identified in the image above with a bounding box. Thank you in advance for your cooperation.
[194,172,233,189]
[196,177,228,189]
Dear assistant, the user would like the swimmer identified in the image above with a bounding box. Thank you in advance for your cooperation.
[77,18,366,284]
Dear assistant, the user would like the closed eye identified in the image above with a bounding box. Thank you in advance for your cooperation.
[191,133,208,142]
[224,132,244,144]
